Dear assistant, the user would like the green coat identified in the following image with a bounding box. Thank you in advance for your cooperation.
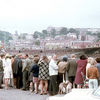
[66,59,77,77]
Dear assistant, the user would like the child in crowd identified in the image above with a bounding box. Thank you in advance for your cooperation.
[30,57,39,94]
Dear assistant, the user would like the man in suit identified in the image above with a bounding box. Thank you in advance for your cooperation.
[66,54,77,88]
[13,53,23,89]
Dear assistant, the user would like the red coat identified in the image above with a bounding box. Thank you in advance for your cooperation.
[74,59,87,85]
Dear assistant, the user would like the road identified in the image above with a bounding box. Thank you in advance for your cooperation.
[0,88,49,100]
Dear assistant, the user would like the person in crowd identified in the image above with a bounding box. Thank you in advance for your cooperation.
[0,54,4,88]
[28,55,34,92]
[11,55,15,73]
[38,56,49,95]
[87,59,99,89]
[10,55,15,87]
[57,59,62,65]
[66,54,77,88]
[74,54,87,88]
[1,54,5,70]
[29,55,40,92]
[96,57,100,86]
[58,56,68,85]
[3,54,13,89]
[48,56,52,62]
[1,54,5,85]
[86,57,94,79]
[30,57,39,94]
[13,53,23,89]
[22,54,31,91]
[49,54,58,96]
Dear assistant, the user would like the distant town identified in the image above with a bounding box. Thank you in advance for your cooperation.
[0,27,100,53]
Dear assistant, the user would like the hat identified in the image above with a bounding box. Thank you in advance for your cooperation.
[62,56,68,62]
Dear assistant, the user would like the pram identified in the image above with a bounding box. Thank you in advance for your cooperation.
[81,72,89,88]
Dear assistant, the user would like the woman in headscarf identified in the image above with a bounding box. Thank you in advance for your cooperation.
[74,55,87,88]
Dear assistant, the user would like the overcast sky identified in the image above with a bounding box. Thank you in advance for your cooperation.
[0,0,100,34]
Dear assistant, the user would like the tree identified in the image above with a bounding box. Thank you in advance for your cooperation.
[35,40,40,46]
[68,28,80,39]
[69,28,77,33]
[59,27,68,35]
[50,28,56,38]
[42,30,48,36]
[33,31,39,39]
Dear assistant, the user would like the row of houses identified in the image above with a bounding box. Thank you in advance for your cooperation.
[1,28,99,50]
[8,37,100,51]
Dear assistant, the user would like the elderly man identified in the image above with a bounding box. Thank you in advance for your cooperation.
[22,54,31,91]
[49,54,58,96]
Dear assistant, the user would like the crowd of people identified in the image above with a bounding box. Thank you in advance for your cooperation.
[0,53,100,96]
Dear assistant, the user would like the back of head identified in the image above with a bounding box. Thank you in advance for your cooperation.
[48,56,52,61]
[25,54,28,57]
[52,54,57,61]
[11,55,15,58]
[87,57,93,63]
[42,56,48,60]
[90,58,97,66]
[80,55,87,60]
[71,54,76,59]
[0,54,5,58]
[62,56,68,62]
[96,57,100,63]
[29,55,33,60]
[34,57,40,64]
[34,54,39,58]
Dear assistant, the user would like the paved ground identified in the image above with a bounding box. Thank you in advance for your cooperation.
[0,88,49,100]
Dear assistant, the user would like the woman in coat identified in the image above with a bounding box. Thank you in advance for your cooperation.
[38,56,49,95]
[74,55,87,88]
[4,54,13,89]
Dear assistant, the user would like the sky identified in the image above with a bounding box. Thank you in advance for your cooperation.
[0,0,100,34]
